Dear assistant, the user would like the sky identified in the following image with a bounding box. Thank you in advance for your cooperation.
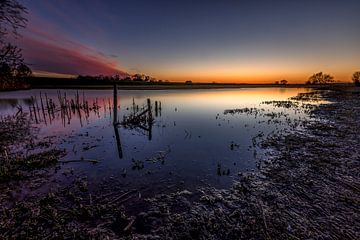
[14,0,360,83]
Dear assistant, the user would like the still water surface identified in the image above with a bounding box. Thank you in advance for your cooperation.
[0,88,311,193]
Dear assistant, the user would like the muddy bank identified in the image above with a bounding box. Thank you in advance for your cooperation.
[0,114,64,182]
[1,88,359,239]
[0,114,65,212]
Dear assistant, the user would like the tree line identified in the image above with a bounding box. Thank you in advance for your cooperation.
[76,73,165,83]
[276,71,360,86]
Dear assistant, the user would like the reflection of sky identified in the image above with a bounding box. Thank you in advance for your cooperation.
[0,88,312,191]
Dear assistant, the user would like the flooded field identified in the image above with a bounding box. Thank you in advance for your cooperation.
[0,88,314,194]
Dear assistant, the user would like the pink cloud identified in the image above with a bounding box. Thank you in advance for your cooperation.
[14,14,127,77]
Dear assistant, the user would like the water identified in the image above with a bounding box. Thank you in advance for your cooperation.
[0,88,312,194]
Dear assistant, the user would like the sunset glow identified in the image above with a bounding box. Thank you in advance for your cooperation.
[17,0,360,83]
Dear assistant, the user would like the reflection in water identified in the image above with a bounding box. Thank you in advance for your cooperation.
[113,85,162,158]
[26,90,105,128]
[113,85,123,159]
[0,88,313,192]
[113,124,123,159]
[120,98,159,141]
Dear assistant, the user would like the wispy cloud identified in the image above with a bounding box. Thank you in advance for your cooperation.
[14,13,127,76]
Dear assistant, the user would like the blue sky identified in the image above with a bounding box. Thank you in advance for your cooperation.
[18,0,360,82]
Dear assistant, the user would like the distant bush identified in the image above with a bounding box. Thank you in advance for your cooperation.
[280,79,288,85]
[306,72,334,85]
[352,71,360,86]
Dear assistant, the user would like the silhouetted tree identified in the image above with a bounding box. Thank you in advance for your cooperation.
[274,81,279,85]
[0,44,31,89]
[123,76,132,82]
[280,79,288,85]
[132,74,144,81]
[352,71,360,86]
[307,72,334,85]
[0,0,31,90]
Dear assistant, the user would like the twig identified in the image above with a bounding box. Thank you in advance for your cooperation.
[58,159,100,164]
[123,217,135,232]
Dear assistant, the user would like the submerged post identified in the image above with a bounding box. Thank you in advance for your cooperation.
[147,99,152,121]
[112,84,123,158]
[113,84,118,124]
[113,124,123,159]
[155,101,158,117]
[147,98,153,140]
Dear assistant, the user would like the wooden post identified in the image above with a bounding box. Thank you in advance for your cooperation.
[113,84,118,124]
[159,101,162,116]
[31,96,38,124]
[112,84,123,158]
[40,92,47,125]
[45,93,50,110]
[147,99,152,140]
[76,90,80,108]
[34,95,41,121]
[155,101,158,117]
[132,98,136,115]
[29,106,33,120]
[147,99,152,121]
[82,91,85,108]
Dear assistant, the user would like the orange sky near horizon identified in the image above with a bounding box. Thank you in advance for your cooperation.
[33,69,356,84]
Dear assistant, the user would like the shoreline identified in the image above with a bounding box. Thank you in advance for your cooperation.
[0,88,359,239]
[0,83,353,91]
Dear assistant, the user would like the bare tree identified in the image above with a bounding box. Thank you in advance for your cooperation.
[0,0,31,90]
[0,0,27,43]
[0,42,22,64]
[352,71,360,86]
[307,72,334,85]
[0,43,32,89]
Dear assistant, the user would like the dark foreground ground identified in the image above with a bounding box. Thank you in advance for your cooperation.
[0,88,359,239]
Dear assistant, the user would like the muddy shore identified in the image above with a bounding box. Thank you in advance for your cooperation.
[0,88,359,239]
